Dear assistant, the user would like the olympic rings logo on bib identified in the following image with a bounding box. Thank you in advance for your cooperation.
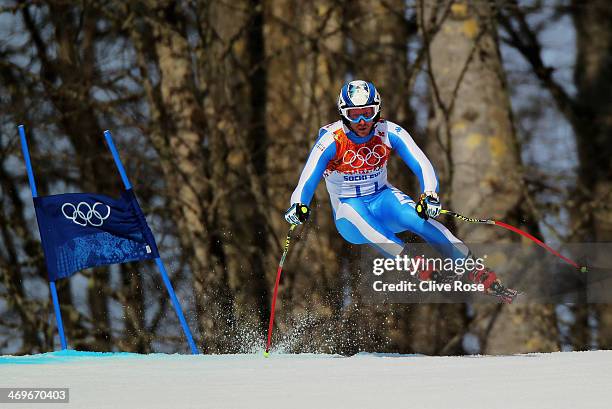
[61,202,111,227]
[342,144,388,168]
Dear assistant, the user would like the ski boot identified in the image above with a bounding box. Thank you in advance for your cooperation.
[467,267,519,304]
[414,255,459,284]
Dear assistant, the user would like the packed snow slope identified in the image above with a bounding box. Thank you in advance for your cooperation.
[1,350,611,409]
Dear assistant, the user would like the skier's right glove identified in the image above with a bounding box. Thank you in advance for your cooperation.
[284,203,311,225]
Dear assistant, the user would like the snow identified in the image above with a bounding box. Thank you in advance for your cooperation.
[1,350,611,408]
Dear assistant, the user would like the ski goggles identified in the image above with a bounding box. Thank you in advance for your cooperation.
[341,106,378,123]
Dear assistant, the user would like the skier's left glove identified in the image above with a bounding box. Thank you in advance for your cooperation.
[284,203,311,225]
[416,192,441,220]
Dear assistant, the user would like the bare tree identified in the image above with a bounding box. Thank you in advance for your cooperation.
[499,0,612,350]
[419,0,558,354]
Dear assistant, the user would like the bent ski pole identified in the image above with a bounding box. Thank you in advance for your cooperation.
[440,209,587,272]
[264,224,297,356]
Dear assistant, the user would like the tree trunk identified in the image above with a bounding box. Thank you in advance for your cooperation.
[139,0,235,352]
[21,3,114,350]
[265,0,346,351]
[419,0,558,354]
[196,0,273,341]
[571,0,612,349]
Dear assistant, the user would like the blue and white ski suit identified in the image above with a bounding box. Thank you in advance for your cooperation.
[290,120,468,259]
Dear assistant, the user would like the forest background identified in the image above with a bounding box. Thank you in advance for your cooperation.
[0,0,610,355]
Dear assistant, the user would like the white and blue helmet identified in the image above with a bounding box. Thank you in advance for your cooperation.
[337,80,382,124]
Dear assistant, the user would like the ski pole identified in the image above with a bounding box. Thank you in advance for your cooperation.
[264,224,297,357]
[440,209,587,272]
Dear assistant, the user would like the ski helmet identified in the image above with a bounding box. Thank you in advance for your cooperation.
[337,80,382,126]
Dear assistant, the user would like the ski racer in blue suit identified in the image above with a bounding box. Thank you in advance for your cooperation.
[284,80,517,302]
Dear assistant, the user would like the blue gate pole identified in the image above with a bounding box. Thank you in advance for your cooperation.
[103,130,199,354]
[18,125,68,351]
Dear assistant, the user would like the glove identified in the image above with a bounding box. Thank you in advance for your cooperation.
[284,203,311,225]
[415,192,441,220]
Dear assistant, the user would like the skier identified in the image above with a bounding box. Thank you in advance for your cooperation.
[284,80,517,303]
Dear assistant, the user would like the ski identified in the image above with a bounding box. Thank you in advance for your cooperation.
[487,281,521,304]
